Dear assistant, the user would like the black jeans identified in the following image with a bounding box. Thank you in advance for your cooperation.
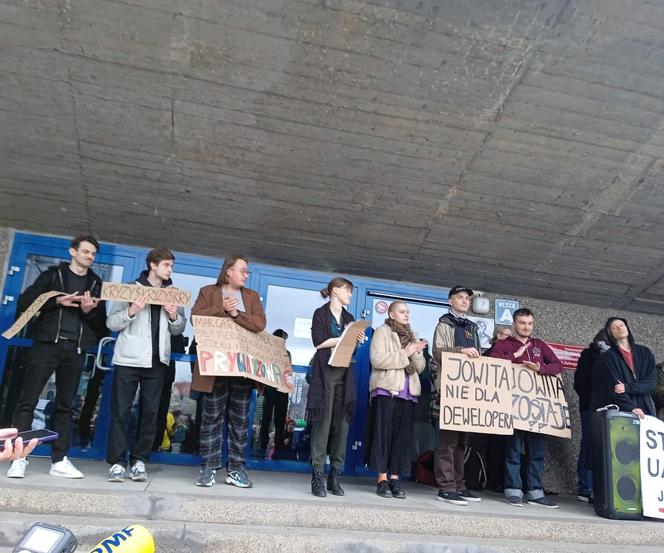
[106,361,165,467]
[259,387,289,452]
[13,341,85,462]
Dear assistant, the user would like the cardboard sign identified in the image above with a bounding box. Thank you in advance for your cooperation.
[1,291,65,339]
[640,415,664,519]
[329,320,370,367]
[193,315,293,393]
[439,353,514,435]
[510,364,571,438]
[101,282,191,307]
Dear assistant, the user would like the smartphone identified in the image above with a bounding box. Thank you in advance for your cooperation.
[0,428,58,450]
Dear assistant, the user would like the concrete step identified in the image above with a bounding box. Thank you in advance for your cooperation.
[0,512,661,553]
[1,459,662,552]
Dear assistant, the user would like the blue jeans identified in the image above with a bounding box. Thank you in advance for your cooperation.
[504,429,544,500]
[576,410,593,495]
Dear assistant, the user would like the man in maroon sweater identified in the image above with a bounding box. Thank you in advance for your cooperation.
[490,308,563,509]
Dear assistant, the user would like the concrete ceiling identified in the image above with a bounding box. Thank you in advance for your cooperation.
[2,0,664,313]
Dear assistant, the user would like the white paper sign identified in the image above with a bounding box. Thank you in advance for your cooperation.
[293,317,312,339]
[640,415,664,519]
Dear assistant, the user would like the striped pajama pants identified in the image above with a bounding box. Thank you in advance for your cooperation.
[199,376,253,471]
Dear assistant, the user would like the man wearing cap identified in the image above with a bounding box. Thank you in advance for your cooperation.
[489,307,563,508]
[430,285,482,506]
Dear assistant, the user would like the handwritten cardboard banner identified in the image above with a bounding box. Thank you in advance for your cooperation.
[438,354,571,438]
[101,282,191,307]
[439,353,514,435]
[192,315,294,393]
[640,415,664,519]
[510,364,571,438]
[1,291,64,339]
[329,320,370,367]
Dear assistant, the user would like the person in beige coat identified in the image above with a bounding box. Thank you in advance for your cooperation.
[369,301,426,499]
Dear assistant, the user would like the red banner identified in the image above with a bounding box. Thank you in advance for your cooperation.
[547,342,584,371]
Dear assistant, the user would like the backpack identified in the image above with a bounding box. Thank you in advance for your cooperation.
[414,450,436,487]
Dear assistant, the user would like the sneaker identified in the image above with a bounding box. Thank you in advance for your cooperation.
[7,458,28,478]
[196,468,216,487]
[506,495,524,507]
[376,480,392,498]
[577,492,592,503]
[437,490,468,506]
[107,464,125,483]
[527,496,559,509]
[130,460,147,482]
[389,479,406,499]
[458,489,481,502]
[49,457,83,479]
[225,469,253,488]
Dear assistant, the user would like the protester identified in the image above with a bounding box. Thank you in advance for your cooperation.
[0,429,38,463]
[573,329,609,502]
[191,255,266,488]
[369,301,426,499]
[653,362,664,422]
[430,285,482,506]
[592,317,657,419]
[259,329,291,457]
[482,324,513,493]
[490,308,563,508]
[8,236,107,479]
[105,249,186,482]
[306,277,364,497]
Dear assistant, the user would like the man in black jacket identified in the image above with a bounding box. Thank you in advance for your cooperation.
[7,236,107,479]
[573,330,608,502]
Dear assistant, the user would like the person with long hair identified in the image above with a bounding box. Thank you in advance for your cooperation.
[369,301,426,499]
[191,255,266,488]
[306,277,364,497]
[591,317,656,419]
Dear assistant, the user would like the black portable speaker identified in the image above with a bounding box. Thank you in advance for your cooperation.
[591,409,642,520]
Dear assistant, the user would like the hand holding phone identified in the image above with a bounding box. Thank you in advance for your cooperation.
[0,428,47,462]
[0,428,57,453]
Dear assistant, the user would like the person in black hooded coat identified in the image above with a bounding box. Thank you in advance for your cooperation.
[591,317,656,418]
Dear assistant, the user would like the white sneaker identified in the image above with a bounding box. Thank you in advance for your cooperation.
[7,458,28,478]
[49,456,83,479]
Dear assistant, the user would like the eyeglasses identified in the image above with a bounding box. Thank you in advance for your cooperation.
[231,268,251,276]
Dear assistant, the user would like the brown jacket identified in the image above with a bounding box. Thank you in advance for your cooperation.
[190,285,266,393]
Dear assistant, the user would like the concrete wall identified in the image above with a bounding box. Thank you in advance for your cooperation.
[0,227,12,295]
[2,226,663,493]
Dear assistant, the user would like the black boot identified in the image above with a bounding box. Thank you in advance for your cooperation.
[311,470,326,497]
[327,467,345,496]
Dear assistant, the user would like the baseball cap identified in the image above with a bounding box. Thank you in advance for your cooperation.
[448,285,474,299]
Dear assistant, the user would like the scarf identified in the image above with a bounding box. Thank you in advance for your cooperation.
[385,318,418,375]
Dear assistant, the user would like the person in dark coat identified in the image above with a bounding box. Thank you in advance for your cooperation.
[573,329,609,502]
[591,317,656,418]
[306,277,364,498]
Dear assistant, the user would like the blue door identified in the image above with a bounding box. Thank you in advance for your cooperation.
[0,233,140,460]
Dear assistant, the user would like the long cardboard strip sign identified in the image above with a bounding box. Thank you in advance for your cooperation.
[438,352,514,435]
[193,315,294,393]
[1,291,65,339]
[329,320,370,367]
[101,282,191,307]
